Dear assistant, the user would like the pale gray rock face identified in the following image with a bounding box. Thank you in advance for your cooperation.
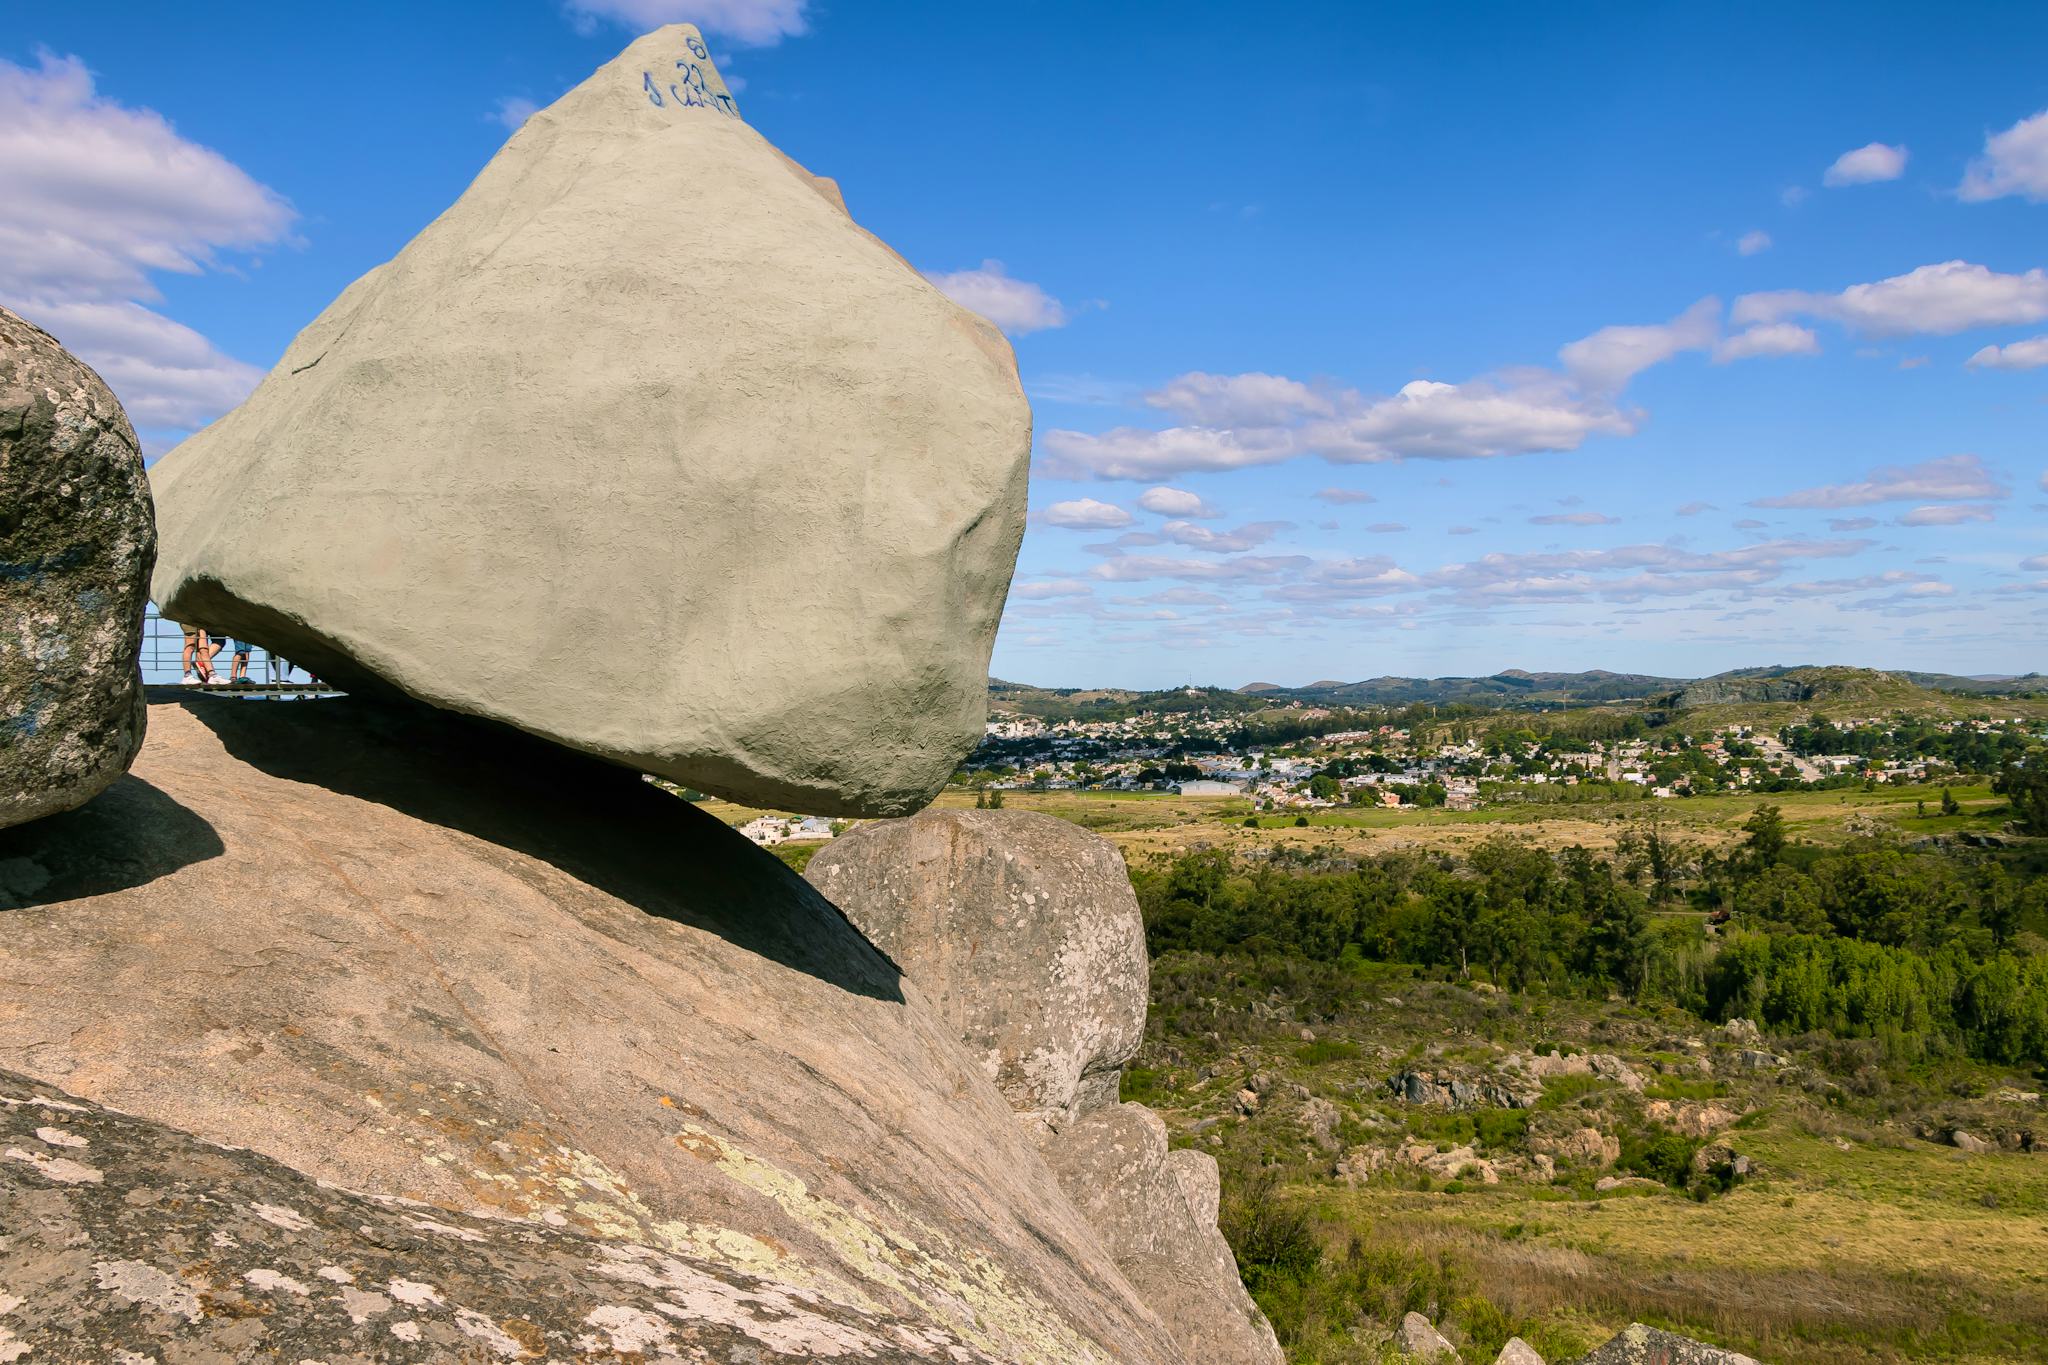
[807,811,1278,1365]
[0,697,1176,1364]
[0,306,153,829]
[1496,1338,1546,1365]
[805,809,1148,1124]
[147,24,1029,818]
[1399,1311,1462,1359]
[1572,1324,1761,1365]
[1033,1104,1284,1365]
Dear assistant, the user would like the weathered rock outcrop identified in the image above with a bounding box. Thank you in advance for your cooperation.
[807,809,1281,1364]
[0,695,1175,1363]
[1034,1104,1284,1365]
[148,25,1029,818]
[806,809,1148,1125]
[0,306,154,829]
[1572,1323,1762,1364]
[1,1066,1055,1362]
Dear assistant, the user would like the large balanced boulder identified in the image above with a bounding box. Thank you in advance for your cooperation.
[0,306,154,829]
[806,809,1148,1125]
[0,695,1176,1363]
[147,24,1029,818]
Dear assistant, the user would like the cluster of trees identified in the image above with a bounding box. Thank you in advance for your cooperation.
[1780,716,2034,772]
[1130,806,2048,1068]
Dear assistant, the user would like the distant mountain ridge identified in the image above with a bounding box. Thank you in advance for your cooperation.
[986,666,2046,722]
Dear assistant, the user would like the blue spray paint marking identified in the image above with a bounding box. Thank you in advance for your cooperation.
[641,49,739,119]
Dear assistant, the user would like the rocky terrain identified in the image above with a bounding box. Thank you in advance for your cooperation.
[0,306,154,830]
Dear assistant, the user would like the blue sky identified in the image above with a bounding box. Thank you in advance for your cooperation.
[5,2,2045,687]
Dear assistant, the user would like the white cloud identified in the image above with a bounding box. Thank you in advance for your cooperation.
[1897,503,1996,527]
[22,298,263,430]
[1713,322,1819,362]
[1145,371,1331,426]
[1040,498,1132,530]
[1364,522,1408,534]
[1734,261,2048,337]
[0,51,293,440]
[1136,485,1221,518]
[1676,501,1716,516]
[1010,579,1094,600]
[1038,424,1291,480]
[492,96,540,130]
[1091,554,1313,584]
[923,260,1070,336]
[2021,554,2048,571]
[562,0,809,44]
[1959,108,2048,203]
[1737,230,1773,256]
[1828,517,1879,532]
[1822,142,1908,187]
[1966,335,2048,371]
[1158,520,1292,553]
[1529,511,1619,526]
[1313,487,1376,505]
[1558,297,1719,393]
[1751,453,2008,509]
[1302,376,1635,463]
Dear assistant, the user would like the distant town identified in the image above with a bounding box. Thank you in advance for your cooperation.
[966,702,2041,813]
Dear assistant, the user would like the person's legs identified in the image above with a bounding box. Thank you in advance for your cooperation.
[233,646,251,682]
[195,634,215,682]
[181,628,200,682]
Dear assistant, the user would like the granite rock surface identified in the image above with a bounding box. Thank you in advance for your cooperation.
[806,808,1148,1124]
[0,695,1175,1363]
[0,305,153,830]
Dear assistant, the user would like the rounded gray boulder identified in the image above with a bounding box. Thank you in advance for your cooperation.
[805,808,1147,1124]
[0,305,154,829]
[147,26,1028,818]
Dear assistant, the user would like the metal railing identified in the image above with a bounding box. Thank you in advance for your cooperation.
[142,605,342,697]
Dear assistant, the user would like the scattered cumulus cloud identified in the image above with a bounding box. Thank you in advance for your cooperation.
[1136,485,1221,518]
[1010,578,1094,600]
[1038,424,1290,480]
[1156,519,1293,552]
[561,0,809,45]
[1897,503,1997,527]
[1364,522,1409,534]
[491,96,540,130]
[1966,335,2048,371]
[1958,108,2048,203]
[1529,511,1620,526]
[1733,261,2048,337]
[1822,142,1908,187]
[1558,297,1718,393]
[1751,453,2008,509]
[1145,371,1331,426]
[1039,498,1131,530]
[923,259,1070,336]
[1828,517,1880,531]
[1676,501,1717,516]
[0,50,294,440]
[1313,487,1377,505]
[2019,554,2048,571]
[1714,323,1820,362]
[1447,525,1479,535]
[1737,230,1772,256]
